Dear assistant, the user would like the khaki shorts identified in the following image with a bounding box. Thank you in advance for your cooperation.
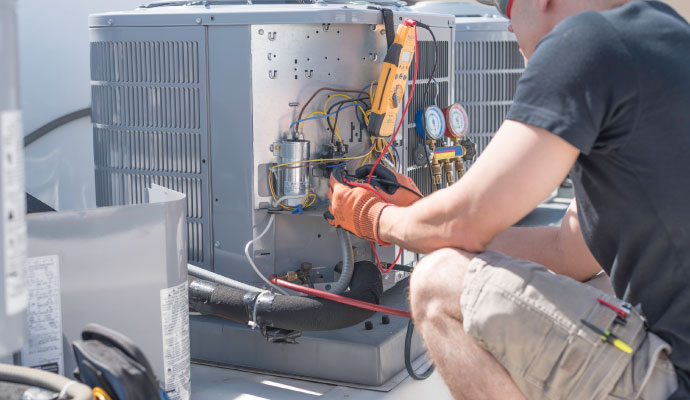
[460,251,678,400]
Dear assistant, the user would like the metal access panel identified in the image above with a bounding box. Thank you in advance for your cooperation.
[90,5,455,283]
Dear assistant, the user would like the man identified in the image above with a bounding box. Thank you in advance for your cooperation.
[325,0,690,398]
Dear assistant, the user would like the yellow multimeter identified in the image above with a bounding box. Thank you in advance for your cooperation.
[368,21,416,137]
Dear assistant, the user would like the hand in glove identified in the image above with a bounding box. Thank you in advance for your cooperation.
[354,164,422,207]
[324,166,422,244]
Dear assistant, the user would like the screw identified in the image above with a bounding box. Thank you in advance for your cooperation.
[214,241,221,248]
[195,18,201,24]
[258,29,264,35]
[365,321,373,330]
[108,19,113,25]
[382,315,390,325]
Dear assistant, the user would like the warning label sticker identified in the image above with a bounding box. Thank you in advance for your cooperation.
[1,110,27,316]
[160,281,191,400]
[22,255,64,375]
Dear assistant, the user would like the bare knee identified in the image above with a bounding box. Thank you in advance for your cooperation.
[410,248,475,324]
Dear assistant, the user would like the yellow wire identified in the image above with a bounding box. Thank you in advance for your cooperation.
[299,111,345,145]
[322,94,370,140]
[369,80,378,102]
[324,94,370,124]
[268,171,317,211]
[268,145,376,209]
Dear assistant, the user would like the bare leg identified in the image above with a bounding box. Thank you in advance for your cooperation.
[409,248,526,400]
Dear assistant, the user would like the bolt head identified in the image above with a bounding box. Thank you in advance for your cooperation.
[214,241,221,248]
[195,18,202,24]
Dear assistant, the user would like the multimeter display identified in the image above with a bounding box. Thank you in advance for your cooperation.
[368,23,417,137]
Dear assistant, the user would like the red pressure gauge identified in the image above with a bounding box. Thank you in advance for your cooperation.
[443,104,469,138]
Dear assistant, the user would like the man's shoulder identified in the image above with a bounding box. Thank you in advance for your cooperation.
[533,10,626,66]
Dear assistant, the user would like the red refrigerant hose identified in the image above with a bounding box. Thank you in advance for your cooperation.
[269,275,412,319]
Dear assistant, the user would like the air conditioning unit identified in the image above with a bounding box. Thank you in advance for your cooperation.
[90,2,455,385]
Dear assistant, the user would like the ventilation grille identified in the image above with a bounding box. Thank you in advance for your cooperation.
[456,40,523,71]
[94,128,202,174]
[404,36,452,197]
[92,39,206,264]
[410,40,449,80]
[91,41,199,83]
[91,86,201,129]
[455,36,525,164]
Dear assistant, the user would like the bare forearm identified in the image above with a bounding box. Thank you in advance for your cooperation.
[488,203,602,282]
[487,226,565,273]
[380,121,580,255]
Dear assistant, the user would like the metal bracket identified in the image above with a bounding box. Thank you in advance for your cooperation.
[261,327,302,344]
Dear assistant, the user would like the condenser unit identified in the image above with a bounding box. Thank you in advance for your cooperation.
[90,2,454,386]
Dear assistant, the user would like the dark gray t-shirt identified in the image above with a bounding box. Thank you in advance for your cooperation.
[506,1,690,397]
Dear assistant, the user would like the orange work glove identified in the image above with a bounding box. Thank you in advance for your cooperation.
[354,164,423,207]
[324,167,390,245]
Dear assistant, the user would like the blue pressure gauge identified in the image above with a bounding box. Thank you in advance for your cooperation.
[415,106,446,140]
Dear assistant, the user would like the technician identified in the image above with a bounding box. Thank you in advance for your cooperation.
[326,0,690,398]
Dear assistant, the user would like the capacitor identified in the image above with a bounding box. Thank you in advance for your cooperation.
[415,106,446,141]
[273,139,310,207]
[443,104,469,138]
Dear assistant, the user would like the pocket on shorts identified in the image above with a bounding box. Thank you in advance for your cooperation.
[609,331,678,400]
[461,252,647,400]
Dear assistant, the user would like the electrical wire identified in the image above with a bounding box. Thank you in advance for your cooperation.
[268,170,316,211]
[244,215,290,295]
[301,110,345,144]
[269,275,411,319]
[369,80,378,100]
[291,102,359,131]
[324,94,370,124]
[295,87,369,134]
[392,145,401,173]
[360,20,419,273]
[326,98,371,143]
[415,22,440,187]
[416,22,438,107]
[367,22,418,185]
[405,320,435,380]
[268,147,377,209]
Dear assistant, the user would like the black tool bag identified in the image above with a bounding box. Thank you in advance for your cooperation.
[72,324,168,400]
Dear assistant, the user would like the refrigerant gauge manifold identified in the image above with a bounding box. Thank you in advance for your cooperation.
[415,106,446,140]
[443,104,469,139]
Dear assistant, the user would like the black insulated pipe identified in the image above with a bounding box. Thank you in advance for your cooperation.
[189,261,384,331]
